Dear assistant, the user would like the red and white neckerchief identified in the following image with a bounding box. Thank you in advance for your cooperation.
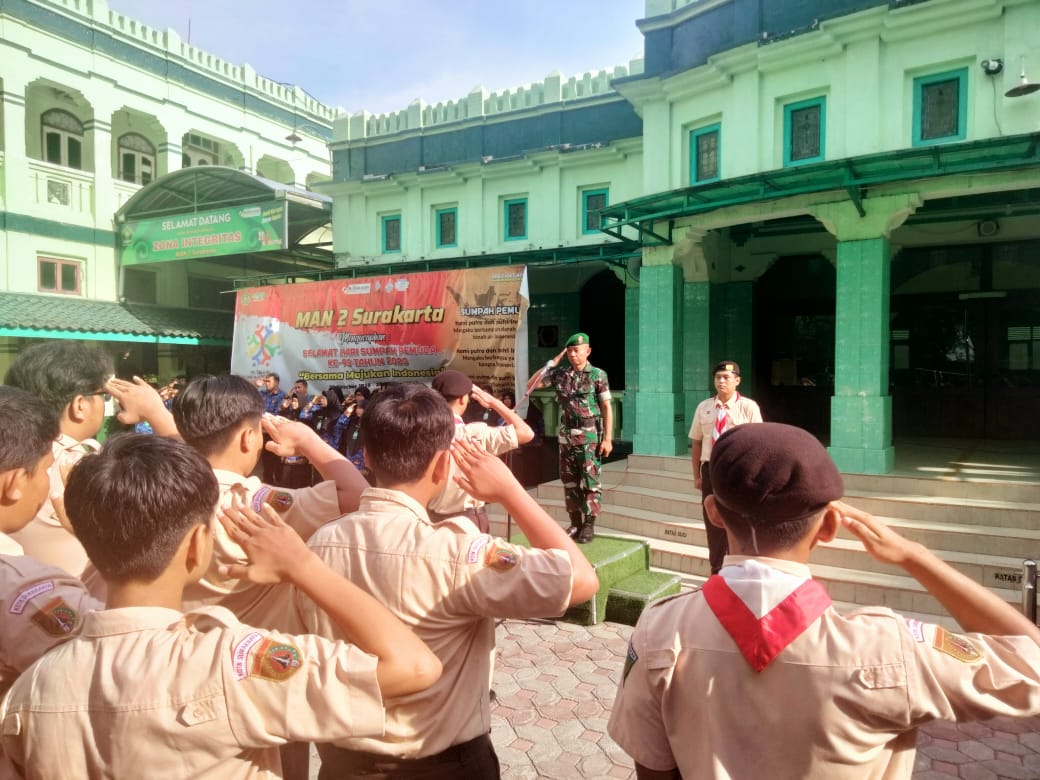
[702,574,831,672]
[712,393,740,441]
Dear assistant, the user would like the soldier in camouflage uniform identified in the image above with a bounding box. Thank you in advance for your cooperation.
[526,333,613,543]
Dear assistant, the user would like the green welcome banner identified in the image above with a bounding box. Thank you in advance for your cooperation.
[119,200,287,265]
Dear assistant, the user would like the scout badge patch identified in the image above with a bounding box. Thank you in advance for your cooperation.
[252,485,294,513]
[9,580,55,614]
[251,637,303,682]
[31,597,77,636]
[484,540,519,571]
[622,641,638,685]
[933,626,982,663]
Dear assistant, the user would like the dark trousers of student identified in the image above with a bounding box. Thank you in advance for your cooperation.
[318,733,500,779]
[700,461,729,575]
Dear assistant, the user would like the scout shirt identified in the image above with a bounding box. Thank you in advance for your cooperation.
[0,546,100,693]
[181,469,340,627]
[9,434,100,579]
[546,363,610,431]
[608,556,1040,780]
[293,487,574,759]
[689,394,762,462]
[0,548,100,780]
[426,419,519,516]
[0,605,384,780]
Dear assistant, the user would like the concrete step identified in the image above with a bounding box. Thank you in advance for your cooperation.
[496,492,1038,586]
[538,465,1040,532]
[627,454,1040,504]
[605,570,682,626]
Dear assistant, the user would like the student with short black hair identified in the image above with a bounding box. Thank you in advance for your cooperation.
[0,434,441,779]
[0,385,99,701]
[172,374,368,624]
[295,383,599,777]
[4,342,114,576]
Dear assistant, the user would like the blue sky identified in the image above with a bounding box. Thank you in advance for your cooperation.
[108,1,647,116]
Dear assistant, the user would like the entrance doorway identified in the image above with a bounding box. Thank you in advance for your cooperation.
[891,291,1040,439]
[891,240,1040,440]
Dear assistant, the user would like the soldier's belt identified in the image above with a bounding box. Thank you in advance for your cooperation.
[561,425,597,434]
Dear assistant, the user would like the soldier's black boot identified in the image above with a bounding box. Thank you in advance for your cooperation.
[566,511,582,539]
[577,517,596,544]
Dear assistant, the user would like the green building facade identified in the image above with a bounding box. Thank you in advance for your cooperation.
[2,0,1038,472]
[326,0,1040,472]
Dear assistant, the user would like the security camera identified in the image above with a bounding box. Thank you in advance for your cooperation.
[981,59,1004,76]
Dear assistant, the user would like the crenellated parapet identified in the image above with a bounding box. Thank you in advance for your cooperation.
[340,60,645,142]
[40,0,339,124]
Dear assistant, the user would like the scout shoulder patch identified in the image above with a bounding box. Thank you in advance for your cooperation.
[933,626,982,663]
[252,485,294,513]
[466,536,490,564]
[10,579,55,614]
[231,631,264,681]
[484,540,519,571]
[31,596,78,636]
[904,617,927,643]
[622,640,639,685]
[251,637,303,682]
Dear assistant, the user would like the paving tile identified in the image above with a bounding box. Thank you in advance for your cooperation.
[921,746,971,765]
[980,737,1033,757]
[957,767,998,780]
[975,760,1037,780]
[958,740,996,762]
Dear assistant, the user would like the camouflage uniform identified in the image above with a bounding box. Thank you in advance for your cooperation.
[547,363,611,522]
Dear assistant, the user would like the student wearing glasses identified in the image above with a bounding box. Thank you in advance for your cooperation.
[3,342,115,584]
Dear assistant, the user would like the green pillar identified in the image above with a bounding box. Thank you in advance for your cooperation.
[634,263,686,455]
[623,283,639,442]
[682,280,710,433]
[829,237,894,473]
[812,194,920,475]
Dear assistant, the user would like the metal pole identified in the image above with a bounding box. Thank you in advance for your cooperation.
[505,450,514,541]
[1022,560,1037,624]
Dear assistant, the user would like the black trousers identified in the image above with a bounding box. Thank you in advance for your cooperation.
[700,461,729,575]
[317,733,500,780]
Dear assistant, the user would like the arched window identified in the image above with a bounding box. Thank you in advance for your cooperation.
[118,132,155,185]
[182,133,218,168]
[41,109,83,169]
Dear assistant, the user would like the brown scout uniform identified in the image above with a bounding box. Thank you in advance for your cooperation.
[0,543,101,779]
[427,420,519,518]
[0,605,383,779]
[291,487,574,760]
[609,556,1040,779]
[9,434,100,580]
[181,469,340,627]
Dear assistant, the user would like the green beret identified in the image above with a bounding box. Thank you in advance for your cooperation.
[565,332,590,347]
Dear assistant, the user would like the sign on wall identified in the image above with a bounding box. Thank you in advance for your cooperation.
[119,200,287,265]
[231,265,530,396]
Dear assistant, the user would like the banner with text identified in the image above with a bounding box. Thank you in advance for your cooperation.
[231,265,530,397]
[119,200,287,265]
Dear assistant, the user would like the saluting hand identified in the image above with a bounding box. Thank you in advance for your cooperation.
[837,500,920,566]
[217,498,316,584]
[451,436,524,504]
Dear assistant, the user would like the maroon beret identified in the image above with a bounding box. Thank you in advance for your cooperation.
[709,423,843,523]
[431,369,473,399]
